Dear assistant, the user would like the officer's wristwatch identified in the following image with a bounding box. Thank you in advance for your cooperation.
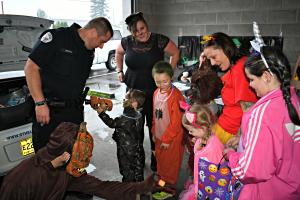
[35,100,47,106]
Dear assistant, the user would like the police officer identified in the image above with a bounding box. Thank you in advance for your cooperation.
[24,17,113,152]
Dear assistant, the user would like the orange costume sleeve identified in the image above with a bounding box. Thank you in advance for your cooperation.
[151,86,185,184]
[161,88,185,144]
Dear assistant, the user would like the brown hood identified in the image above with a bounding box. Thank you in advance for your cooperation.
[34,122,79,166]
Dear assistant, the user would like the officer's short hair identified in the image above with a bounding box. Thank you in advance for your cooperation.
[84,17,113,38]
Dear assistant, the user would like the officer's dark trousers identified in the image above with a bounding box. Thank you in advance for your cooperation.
[140,91,155,151]
[32,106,84,152]
[141,90,156,171]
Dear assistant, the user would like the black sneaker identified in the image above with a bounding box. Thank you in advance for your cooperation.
[139,193,152,200]
[151,153,157,172]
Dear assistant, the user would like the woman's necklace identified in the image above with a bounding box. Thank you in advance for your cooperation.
[155,87,174,120]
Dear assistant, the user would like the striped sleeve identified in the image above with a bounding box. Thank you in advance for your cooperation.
[228,100,276,183]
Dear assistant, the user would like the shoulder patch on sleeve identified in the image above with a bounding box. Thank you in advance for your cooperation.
[41,32,53,43]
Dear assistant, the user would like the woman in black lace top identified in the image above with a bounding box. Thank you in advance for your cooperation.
[115,12,179,172]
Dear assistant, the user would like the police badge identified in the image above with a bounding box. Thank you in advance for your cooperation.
[41,32,53,43]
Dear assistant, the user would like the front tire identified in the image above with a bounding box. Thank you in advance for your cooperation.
[105,53,116,71]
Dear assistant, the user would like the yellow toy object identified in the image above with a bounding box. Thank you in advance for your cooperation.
[158,179,166,187]
[291,54,300,90]
[88,96,113,111]
[152,174,177,196]
[200,35,215,44]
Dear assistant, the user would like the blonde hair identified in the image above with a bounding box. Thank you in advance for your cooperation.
[182,103,216,140]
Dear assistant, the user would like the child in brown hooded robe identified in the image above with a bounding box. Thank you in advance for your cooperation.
[0,122,157,200]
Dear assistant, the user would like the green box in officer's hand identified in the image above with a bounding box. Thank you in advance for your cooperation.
[87,90,115,99]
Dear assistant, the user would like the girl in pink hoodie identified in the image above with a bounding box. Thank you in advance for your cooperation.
[225,46,300,200]
[179,103,225,200]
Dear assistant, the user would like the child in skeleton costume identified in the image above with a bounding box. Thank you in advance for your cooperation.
[151,61,185,199]
[94,89,146,182]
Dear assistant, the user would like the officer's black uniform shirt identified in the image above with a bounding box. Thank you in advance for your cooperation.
[29,23,94,101]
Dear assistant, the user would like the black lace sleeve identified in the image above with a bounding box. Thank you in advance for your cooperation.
[121,36,131,51]
[157,34,170,50]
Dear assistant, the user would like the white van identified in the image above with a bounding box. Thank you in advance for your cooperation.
[93,30,122,71]
[0,14,53,176]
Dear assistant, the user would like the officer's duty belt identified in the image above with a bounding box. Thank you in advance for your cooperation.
[46,98,83,108]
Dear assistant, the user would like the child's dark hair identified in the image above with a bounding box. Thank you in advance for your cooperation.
[152,61,174,78]
[124,89,146,109]
[245,46,300,125]
[191,60,223,104]
[125,12,148,33]
[202,32,241,65]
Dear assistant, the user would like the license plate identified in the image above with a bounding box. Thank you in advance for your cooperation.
[20,137,35,156]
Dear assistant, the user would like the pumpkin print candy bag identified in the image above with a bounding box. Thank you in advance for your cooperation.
[66,122,94,177]
[194,136,243,200]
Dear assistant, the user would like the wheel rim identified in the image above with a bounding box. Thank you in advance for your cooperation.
[110,55,116,69]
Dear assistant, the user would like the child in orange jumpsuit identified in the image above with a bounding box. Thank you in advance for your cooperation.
[151,61,185,199]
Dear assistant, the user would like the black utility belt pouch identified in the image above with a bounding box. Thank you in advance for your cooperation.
[47,98,84,108]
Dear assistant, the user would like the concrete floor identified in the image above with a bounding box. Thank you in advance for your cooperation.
[66,64,189,200]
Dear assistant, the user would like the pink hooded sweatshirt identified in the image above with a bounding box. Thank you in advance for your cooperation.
[193,135,224,196]
[227,88,300,200]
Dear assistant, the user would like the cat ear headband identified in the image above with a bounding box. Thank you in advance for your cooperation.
[125,12,144,25]
[179,101,201,128]
[250,21,273,76]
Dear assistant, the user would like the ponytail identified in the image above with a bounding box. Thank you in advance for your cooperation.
[263,47,300,125]
[246,46,300,125]
[280,68,300,125]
